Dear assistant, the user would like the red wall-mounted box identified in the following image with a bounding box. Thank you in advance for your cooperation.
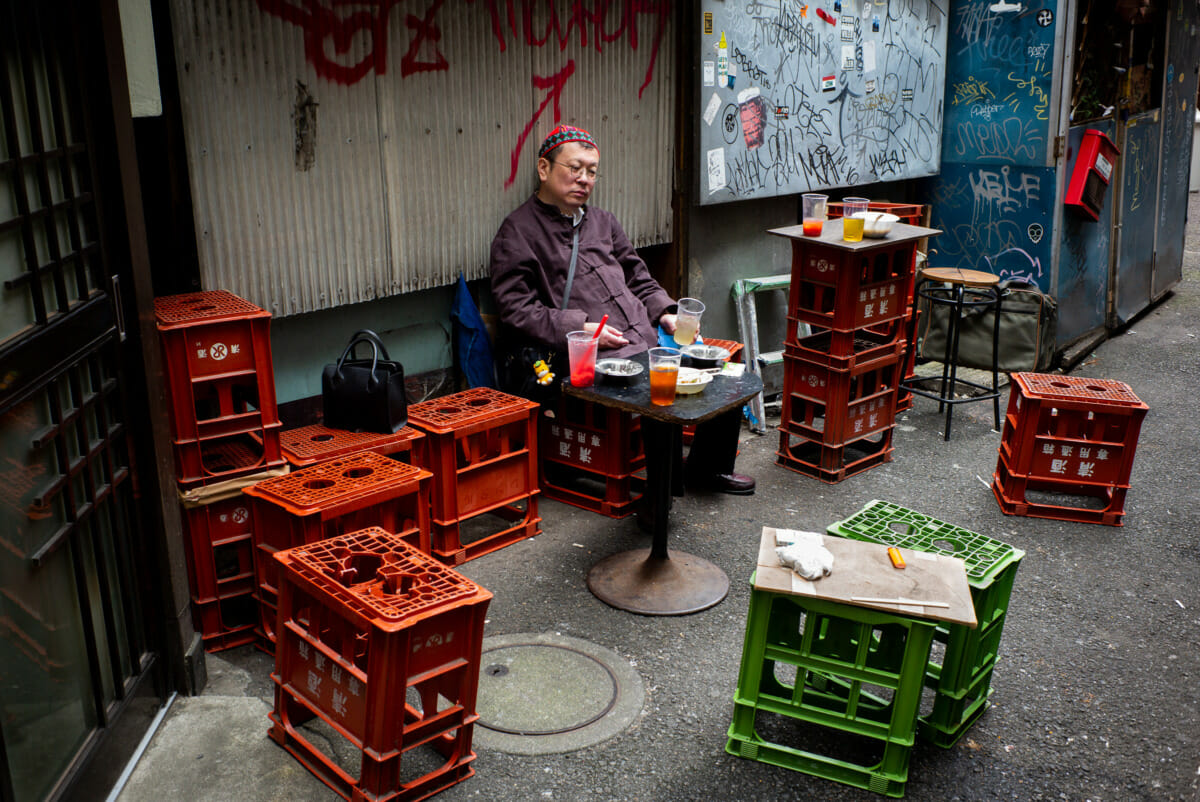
[1065,129,1119,221]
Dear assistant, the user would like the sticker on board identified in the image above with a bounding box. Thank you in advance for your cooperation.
[822,75,836,91]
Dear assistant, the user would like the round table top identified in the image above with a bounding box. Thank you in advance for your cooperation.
[920,267,1000,287]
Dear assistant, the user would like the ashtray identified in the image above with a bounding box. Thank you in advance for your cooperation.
[595,358,644,385]
[675,367,713,395]
[681,343,731,369]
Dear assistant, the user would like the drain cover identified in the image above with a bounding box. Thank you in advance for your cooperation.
[474,633,644,755]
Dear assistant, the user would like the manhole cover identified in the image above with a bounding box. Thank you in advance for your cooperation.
[477,644,616,735]
[473,633,644,755]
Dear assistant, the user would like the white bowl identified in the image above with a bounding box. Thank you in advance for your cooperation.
[855,211,900,238]
[675,367,713,395]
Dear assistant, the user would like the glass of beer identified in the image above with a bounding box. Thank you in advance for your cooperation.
[648,347,681,406]
[673,298,705,346]
[842,197,870,242]
[802,193,828,236]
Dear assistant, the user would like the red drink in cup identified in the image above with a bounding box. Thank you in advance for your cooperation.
[566,331,598,387]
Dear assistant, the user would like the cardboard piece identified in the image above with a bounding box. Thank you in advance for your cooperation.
[755,527,977,628]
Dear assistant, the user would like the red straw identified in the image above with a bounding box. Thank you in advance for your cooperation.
[591,314,608,340]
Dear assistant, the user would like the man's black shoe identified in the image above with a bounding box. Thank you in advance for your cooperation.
[688,472,756,495]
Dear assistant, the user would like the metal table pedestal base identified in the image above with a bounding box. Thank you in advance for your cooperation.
[586,548,730,616]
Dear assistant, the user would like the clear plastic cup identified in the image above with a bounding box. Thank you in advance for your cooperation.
[648,347,681,406]
[566,330,599,387]
[802,194,828,236]
[673,297,705,346]
[843,197,870,242]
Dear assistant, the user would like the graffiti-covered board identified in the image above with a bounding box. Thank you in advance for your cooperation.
[696,0,949,204]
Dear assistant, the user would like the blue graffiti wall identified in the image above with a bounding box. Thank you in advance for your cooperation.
[920,1,1060,296]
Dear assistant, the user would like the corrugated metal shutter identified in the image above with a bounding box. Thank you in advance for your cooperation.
[169,1,675,317]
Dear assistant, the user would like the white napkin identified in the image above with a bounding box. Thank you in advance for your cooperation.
[774,530,834,580]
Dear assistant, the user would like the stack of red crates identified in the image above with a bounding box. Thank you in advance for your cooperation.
[539,394,646,519]
[243,451,432,648]
[155,290,287,651]
[775,232,921,482]
[992,372,1148,525]
[827,203,928,412]
[269,527,491,801]
[408,388,541,564]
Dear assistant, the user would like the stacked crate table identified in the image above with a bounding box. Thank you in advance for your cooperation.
[155,290,288,651]
[270,527,491,801]
[726,526,975,797]
[244,451,432,647]
[828,500,1024,747]
[768,219,940,482]
[408,388,541,564]
[826,203,930,412]
[993,372,1148,525]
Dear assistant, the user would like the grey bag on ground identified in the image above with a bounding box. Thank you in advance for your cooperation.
[918,279,1057,372]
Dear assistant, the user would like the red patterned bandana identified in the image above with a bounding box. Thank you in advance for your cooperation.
[538,125,598,159]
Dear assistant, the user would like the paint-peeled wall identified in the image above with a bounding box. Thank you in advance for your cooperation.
[921,2,1058,294]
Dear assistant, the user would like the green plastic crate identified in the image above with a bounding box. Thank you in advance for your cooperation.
[827,500,1024,746]
[919,658,996,748]
[726,579,937,798]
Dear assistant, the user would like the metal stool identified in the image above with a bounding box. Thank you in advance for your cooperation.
[904,267,1002,440]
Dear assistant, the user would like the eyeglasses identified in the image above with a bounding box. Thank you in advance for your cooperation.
[552,161,600,182]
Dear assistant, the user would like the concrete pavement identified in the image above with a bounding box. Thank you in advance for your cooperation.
[116,194,1200,802]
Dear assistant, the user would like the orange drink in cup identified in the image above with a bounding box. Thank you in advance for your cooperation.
[802,193,828,236]
[648,347,681,406]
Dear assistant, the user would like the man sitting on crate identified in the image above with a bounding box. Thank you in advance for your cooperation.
[489,124,754,495]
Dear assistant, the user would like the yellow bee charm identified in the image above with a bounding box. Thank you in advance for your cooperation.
[532,359,555,386]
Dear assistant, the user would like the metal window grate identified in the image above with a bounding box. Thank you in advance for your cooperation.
[0,3,104,341]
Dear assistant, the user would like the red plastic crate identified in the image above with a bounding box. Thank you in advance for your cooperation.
[992,453,1130,526]
[281,424,426,468]
[539,395,645,518]
[779,351,900,445]
[776,427,894,483]
[181,494,256,603]
[784,238,917,332]
[174,430,286,489]
[785,319,906,369]
[896,306,920,412]
[408,388,541,564]
[827,202,928,226]
[998,373,1147,489]
[243,451,433,636]
[155,291,279,442]
[697,337,745,362]
[193,590,258,652]
[269,528,491,802]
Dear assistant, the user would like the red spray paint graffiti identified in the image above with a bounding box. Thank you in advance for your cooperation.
[256,0,671,181]
[506,60,574,188]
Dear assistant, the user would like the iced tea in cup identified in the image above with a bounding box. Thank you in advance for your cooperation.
[843,197,869,242]
[802,193,828,236]
[566,330,599,387]
[673,297,705,346]
[648,347,681,406]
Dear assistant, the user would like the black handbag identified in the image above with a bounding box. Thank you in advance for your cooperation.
[321,329,408,433]
[919,278,1058,372]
